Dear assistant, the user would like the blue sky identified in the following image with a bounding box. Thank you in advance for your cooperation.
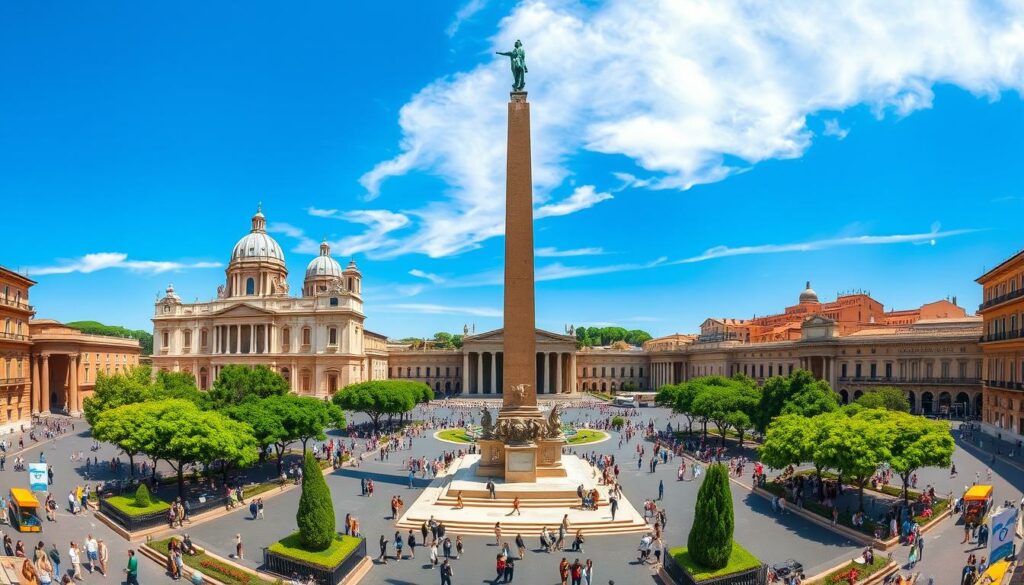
[2,1,1023,337]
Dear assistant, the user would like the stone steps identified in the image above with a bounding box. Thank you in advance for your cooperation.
[433,496,608,509]
[396,515,650,536]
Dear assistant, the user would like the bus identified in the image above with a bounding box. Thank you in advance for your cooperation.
[612,395,638,408]
[8,488,41,533]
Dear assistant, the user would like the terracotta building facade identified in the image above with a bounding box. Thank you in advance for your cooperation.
[976,249,1024,442]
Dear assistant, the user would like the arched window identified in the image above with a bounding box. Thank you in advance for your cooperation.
[246,277,255,295]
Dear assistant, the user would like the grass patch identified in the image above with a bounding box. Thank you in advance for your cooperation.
[150,537,276,585]
[817,555,889,585]
[567,430,607,445]
[103,494,170,517]
[670,543,761,581]
[437,429,474,443]
[586,392,613,401]
[268,533,362,569]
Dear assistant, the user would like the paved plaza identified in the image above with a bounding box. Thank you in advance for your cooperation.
[0,401,1018,585]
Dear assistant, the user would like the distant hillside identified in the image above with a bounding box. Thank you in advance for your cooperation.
[65,321,153,355]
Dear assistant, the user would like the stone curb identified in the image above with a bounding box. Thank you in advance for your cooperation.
[805,559,899,584]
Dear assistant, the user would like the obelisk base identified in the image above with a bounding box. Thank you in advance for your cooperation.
[536,438,568,478]
[477,439,505,477]
[503,444,538,483]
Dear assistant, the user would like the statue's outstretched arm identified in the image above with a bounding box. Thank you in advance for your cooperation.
[496,51,512,56]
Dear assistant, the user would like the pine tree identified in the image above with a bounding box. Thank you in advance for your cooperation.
[134,483,151,507]
[686,463,734,569]
[296,451,335,551]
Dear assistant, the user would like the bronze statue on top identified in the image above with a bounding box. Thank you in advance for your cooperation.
[496,40,527,92]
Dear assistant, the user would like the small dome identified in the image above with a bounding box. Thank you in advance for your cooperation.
[305,240,342,278]
[344,259,360,274]
[799,281,819,304]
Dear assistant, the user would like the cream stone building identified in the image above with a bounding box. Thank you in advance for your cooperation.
[151,207,382,395]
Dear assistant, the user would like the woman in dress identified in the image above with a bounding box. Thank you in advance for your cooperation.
[559,557,570,585]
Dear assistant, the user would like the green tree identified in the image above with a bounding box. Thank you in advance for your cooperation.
[814,411,892,512]
[208,365,289,407]
[283,395,346,453]
[689,377,760,446]
[84,366,154,426]
[575,326,652,348]
[687,464,734,570]
[227,399,292,474]
[296,451,335,551]
[333,380,423,429]
[134,484,152,507]
[754,369,838,434]
[760,413,835,487]
[856,386,911,412]
[140,399,259,496]
[879,411,954,502]
[92,399,158,476]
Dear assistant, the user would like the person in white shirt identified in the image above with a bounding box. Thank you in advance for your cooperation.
[68,542,83,580]
[84,536,98,574]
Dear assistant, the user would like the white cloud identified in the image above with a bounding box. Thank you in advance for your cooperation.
[268,222,318,254]
[363,0,1024,257]
[446,0,488,37]
[409,269,445,284]
[28,253,221,276]
[274,210,412,259]
[672,225,982,264]
[536,258,668,282]
[534,185,613,219]
[823,118,850,140]
[376,303,502,318]
[535,246,605,257]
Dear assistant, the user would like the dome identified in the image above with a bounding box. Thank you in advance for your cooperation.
[230,205,286,264]
[799,281,819,304]
[232,232,285,263]
[305,240,342,278]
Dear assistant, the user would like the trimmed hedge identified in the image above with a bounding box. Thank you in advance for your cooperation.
[687,464,734,569]
[296,451,335,551]
[135,484,152,507]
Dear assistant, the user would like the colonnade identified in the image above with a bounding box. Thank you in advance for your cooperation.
[212,323,278,355]
[650,361,679,389]
[463,351,576,394]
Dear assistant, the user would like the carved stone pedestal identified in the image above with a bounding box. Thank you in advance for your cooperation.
[477,439,505,478]
[536,438,568,478]
[504,444,538,483]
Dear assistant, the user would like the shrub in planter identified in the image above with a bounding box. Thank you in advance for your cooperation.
[611,416,625,430]
[296,451,335,551]
[134,484,152,508]
[687,463,734,569]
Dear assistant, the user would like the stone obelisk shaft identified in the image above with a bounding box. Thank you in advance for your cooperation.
[502,91,536,411]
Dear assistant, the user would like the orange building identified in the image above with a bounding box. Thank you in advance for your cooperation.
[976,249,1024,441]
[703,282,966,344]
[0,267,35,427]
[0,264,142,426]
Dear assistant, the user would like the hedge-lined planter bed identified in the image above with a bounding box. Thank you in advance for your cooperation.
[148,537,277,585]
[263,533,366,585]
[664,543,767,585]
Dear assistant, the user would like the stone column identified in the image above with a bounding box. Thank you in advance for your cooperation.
[69,354,80,415]
[569,352,577,393]
[31,356,40,415]
[463,352,470,394]
[541,352,549,394]
[249,324,256,354]
[477,352,484,394]
[40,355,50,415]
[501,91,537,409]
[490,352,497,394]
[556,352,563,393]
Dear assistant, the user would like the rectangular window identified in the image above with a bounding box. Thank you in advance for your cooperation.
[855,363,862,378]
[870,363,877,378]
[759,364,764,377]
[426,367,431,377]
[788,364,793,375]
[885,363,892,378]
[416,367,421,377]
[639,367,643,377]
[302,328,311,345]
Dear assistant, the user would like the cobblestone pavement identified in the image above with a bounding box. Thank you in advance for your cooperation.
[1,405,1018,585]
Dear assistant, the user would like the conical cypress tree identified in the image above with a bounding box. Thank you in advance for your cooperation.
[134,484,151,507]
[687,463,734,569]
[296,451,335,551]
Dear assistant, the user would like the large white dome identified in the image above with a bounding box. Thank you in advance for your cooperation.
[232,232,285,264]
[305,254,342,278]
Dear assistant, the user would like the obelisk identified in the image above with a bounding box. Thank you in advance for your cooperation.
[501,90,537,414]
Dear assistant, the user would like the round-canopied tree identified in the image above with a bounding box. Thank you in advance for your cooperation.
[687,463,734,569]
[296,451,335,551]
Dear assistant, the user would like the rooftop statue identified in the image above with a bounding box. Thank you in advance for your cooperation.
[496,40,527,92]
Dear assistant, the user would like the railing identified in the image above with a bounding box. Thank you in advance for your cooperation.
[663,552,768,585]
[979,287,1024,311]
[980,329,1023,343]
[0,297,32,311]
[98,490,233,532]
[263,536,366,585]
[0,377,29,387]
[0,332,29,341]
[985,380,1024,391]
[837,376,980,385]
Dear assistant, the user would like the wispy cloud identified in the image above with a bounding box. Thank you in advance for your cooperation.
[446,0,487,37]
[535,247,606,258]
[671,225,982,265]
[274,210,412,259]
[28,253,220,276]
[268,222,317,253]
[376,303,502,318]
[362,0,1023,258]
[535,186,613,219]
[823,118,850,140]
[409,269,445,284]
[536,258,668,282]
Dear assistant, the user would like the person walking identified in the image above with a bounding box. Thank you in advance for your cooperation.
[48,544,61,580]
[511,497,521,516]
[487,480,496,499]
[394,531,404,561]
[908,545,919,569]
[455,535,464,560]
[407,529,417,559]
[124,550,139,585]
[97,540,108,576]
[249,500,258,520]
[84,535,98,574]
[559,557,570,585]
[503,556,515,583]
[916,535,924,560]
[68,542,82,581]
[515,533,526,559]
[571,559,583,585]
[378,534,388,563]
[609,495,618,521]
[495,522,502,545]
[583,559,594,585]
[234,534,243,560]
[429,541,439,566]
[658,480,664,501]
[439,559,453,585]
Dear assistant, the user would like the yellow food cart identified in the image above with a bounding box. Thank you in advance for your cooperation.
[8,489,41,533]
